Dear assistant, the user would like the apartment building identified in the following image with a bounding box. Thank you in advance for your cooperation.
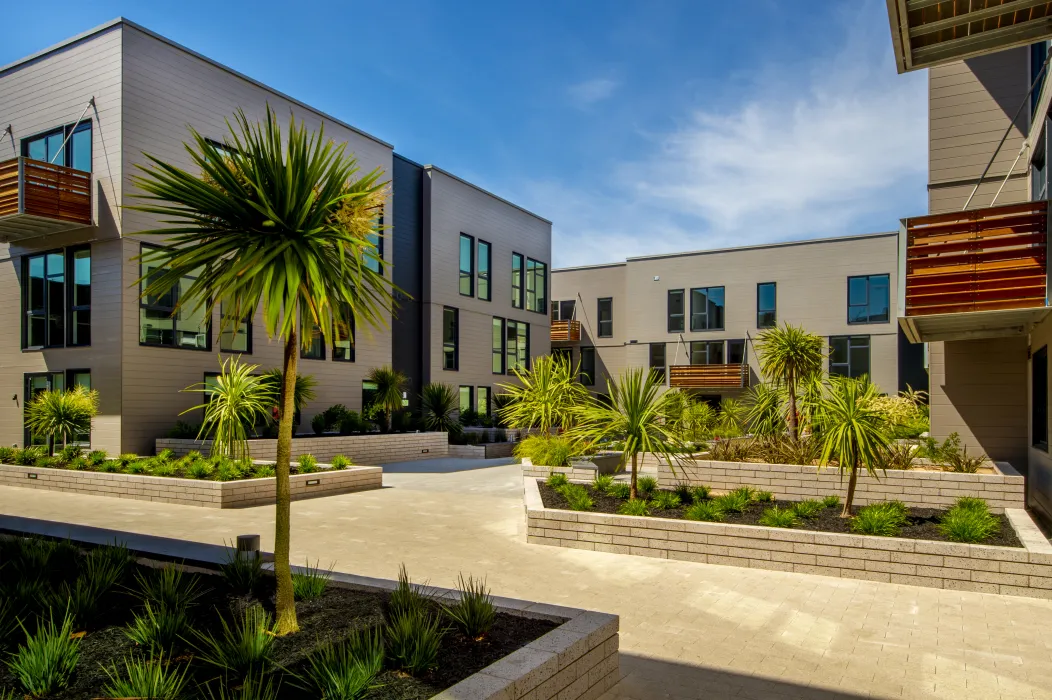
[885,2,1052,520]
[0,19,550,455]
[551,233,926,402]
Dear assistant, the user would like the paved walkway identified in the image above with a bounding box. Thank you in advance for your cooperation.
[2,462,1052,699]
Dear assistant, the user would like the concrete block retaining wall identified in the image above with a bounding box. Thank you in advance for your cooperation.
[657,458,1025,513]
[0,464,382,508]
[448,443,517,459]
[157,432,448,463]
[524,477,1052,600]
[522,459,603,482]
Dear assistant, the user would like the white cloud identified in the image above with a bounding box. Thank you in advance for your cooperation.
[567,77,620,107]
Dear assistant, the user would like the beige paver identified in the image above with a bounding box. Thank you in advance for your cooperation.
[1,463,1051,700]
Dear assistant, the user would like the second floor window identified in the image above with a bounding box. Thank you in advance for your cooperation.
[301,311,325,360]
[140,245,210,350]
[364,213,384,274]
[525,258,547,313]
[690,340,724,365]
[459,233,474,296]
[478,240,491,301]
[830,335,870,378]
[492,317,505,374]
[579,346,596,386]
[848,274,890,324]
[728,339,746,365]
[690,286,725,331]
[22,122,92,172]
[219,301,251,353]
[597,298,613,337]
[551,300,576,321]
[333,303,355,362]
[443,307,459,370]
[668,290,685,333]
[512,253,524,309]
[506,319,529,372]
[757,282,776,329]
[23,246,91,349]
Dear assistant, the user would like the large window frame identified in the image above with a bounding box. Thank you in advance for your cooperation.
[333,303,356,362]
[21,121,92,173]
[218,301,252,354]
[829,335,871,378]
[667,289,685,333]
[847,274,891,325]
[525,257,548,314]
[757,282,776,329]
[478,239,492,301]
[477,386,491,416]
[443,307,459,371]
[512,253,525,309]
[492,317,505,374]
[579,346,596,386]
[551,300,576,321]
[459,233,475,297]
[690,340,725,365]
[24,369,91,450]
[22,245,91,350]
[300,310,325,360]
[690,286,725,332]
[597,298,613,338]
[1035,345,1049,451]
[649,343,666,384]
[139,244,211,351]
[506,319,530,372]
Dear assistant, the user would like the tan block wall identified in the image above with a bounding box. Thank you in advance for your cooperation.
[157,432,449,463]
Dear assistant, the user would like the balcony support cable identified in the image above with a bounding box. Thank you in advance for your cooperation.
[48,98,95,165]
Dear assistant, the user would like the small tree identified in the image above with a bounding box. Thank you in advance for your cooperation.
[184,356,276,460]
[366,365,408,432]
[755,323,824,440]
[420,383,461,436]
[497,355,588,434]
[25,386,98,451]
[261,370,317,428]
[816,376,891,516]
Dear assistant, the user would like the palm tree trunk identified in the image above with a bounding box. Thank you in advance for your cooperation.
[841,462,859,518]
[787,377,799,441]
[629,452,638,500]
[273,330,299,635]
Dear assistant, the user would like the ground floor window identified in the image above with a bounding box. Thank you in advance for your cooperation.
[649,343,666,383]
[459,386,473,414]
[580,347,596,386]
[1034,345,1048,450]
[24,370,91,449]
[444,307,459,371]
[829,335,870,379]
[477,386,491,416]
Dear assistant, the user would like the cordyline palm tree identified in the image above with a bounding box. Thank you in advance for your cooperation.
[816,376,891,516]
[129,106,395,635]
[25,386,99,451]
[755,323,824,440]
[183,356,276,460]
[497,354,588,433]
[420,382,462,436]
[367,365,408,432]
[568,368,679,500]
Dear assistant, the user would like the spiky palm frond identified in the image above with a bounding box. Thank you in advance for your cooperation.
[755,323,824,439]
[420,383,462,435]
[497,355,589,433]
[366,365,409,428]
[24,387,98,449]
[183,356,276,460]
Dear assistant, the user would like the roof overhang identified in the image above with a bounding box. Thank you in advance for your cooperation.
[899,306,1051,342]
[887,0,1052,74]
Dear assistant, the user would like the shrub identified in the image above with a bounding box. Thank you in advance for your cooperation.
[939,498,999,543]
[593,474,614,493]
[494,428,508,442]
[955,496,989,513]
[515,434,574,468]
[219,548,263,594]
[385,609,444,673]
[688,485,711,503]
[193,605,274,677]
[125,603,189,653]
[7,611,80,696]
[338,411,369,435]
[293,560,333,601]
[125,460,149,475]
[712,491,750,514]
[607,482,631,500]
[758,506,798,528]
[850,501,909,537]
[559,484,594,511]
[0,446,14,463]
[792,499,823,519]
[618,499,650,516]
[444,574,496,639]
[388,564,433,620]
[292,629,383,700]
[821,495,840,509]
[200,672,281,700]
[311,413,329,435]
[759,436,822,466]
[875,441,916,470]
[672,482,693,503]
[331,455,352,470]
[101,654,189,700]
[188,461,214,479]
[13,447,43,466]
[297,454,319,473]
[135,563,207,610]
[117,453,138,467]
[252,464,275,478]
[651,491,681,510]
[58,444,82,463]
[708,438,757,462]
[546,471,569,488]
[755,490,775,503]
[67,457,88,471]
[684,501,725,522]
[10,537,61,578]
[732,486,756,502]
[87,449,108,466]
[637,475,658,498]
[946,446,987,474]
[214,461,246,481]
[166,420,199,439]
[156,448,175,463]
[100,459,122,473]
[150,461,178,477]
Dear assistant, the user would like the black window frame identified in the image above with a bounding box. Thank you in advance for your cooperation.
[667,289,685,333]
[22,244,92,350]
[365,212,384,275]
[1034,345,1049,451]
[727,339,746,365]
[477,239,492,301]
[757,282,776,329]
[690,286,726,332]
[597,297,613,338]
[551,300,576,321]
[476,386,491,416]
[24,371,66,449]
[218,300,253,354]
[690,340,725,365]
[443,306,459,371]
[506,319,530,373]
[333,303,356,362]
[492,317,506,374]
[847,274,891,325]
[649,343,666,384]
[829,335,871,378]
[511,253,525,309]
[459,233,475,297]
[21,121,92,173]
[300,309,325,361]
[459,386,474,414]
[525,257,548,314]
[138,243,212,352]
[579,346,596,386]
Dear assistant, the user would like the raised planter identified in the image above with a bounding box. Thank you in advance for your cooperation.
[0,464,382,508]
[522,453,624,480]
[449,443,517,459]
[523,477,1052,599]
[657,457,1025,513]
[158,432,448,463]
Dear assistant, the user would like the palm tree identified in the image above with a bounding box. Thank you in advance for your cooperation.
[420,383,462,435]
[183,356,276,460]
[744,383,784,437]
[261,369,317,428]
[497,354,588,433]
[568,368,679,499]
[129,107,395,635]
[366,365,408,432]
[24,386,99,451]
[816,376,891,516]
[755,323,824,440]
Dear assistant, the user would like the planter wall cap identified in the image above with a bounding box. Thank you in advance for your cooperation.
[432,672,514,700]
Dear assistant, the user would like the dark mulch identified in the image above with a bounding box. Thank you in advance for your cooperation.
[538,480,1022,547]
[0,559,558,700]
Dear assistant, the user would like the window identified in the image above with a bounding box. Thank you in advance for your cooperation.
[830,335,871,378]
[1034,345,1048,450]
[690,286,725,331]
[1035,125,1049,201]
[506,319,529,372]
[478,240,491,301]
[459,386,473,413]
[365,213,384,274]
[477,387,491,416]
[22,121,91,172]
[597,298,613,337]
[300,310,325,360]
[24,372,64,448]
[551,300,576,321]
[139,245,210,350]
[1033,41,1050,119]
[333,303,355,362]
[67,369,92,447]
[511,253,524,309]
[649,343,666,383]
[579,347,596,386]
[363,381,378,411]
[23,247,91,349]
[667,290,685,333]
[525,258,547,313]
[219,301,252,353]
[552,347,572,365]
[492,317,505,374]
[690,341,724,365]
[443,307,459,370]
[757,282,776,329]
[848,274,890,324]
[459,233,474,296]
[727,339,746,365]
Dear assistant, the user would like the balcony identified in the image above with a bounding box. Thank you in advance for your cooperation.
[0,157,92,242]
[669,364,749,390]
[899,200,1051,343]
[550,319,581,343]
[887,0,1052,73]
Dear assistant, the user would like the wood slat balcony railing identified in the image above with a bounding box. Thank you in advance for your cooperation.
[669,364,749,389]
[0,157,92,241]
[903,200,1048,317]
[550,319,581,342]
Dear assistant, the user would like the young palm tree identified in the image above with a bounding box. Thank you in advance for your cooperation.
[24,386,99,451]
[420,382,462,435]
[755,323,824,440]
[129,107,395,635]
[366,365,408,432]
[816,376,891,516]
[568,368,679,499]
[183,356,276,460]
[744,383,784,437]
[261,370,317,425]
[497,355,588,433]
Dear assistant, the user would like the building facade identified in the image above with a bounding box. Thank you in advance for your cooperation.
[0,19,550,455]
[551,233,923,401]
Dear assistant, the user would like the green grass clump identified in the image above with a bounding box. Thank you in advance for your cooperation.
[684,501,725,522]
[672,483,693,503]
[0,446,14,463]
[200,672,281,700]
[331,454,353,470]
[850,501,909,537]
[297,454,319,473]
[637,475,658,498]
[444,574,496,639]
[754,490,774,503]
[125,603,189,653]
[100,459,122,473]
[731,486,756,502]
[792,499,823,519]
[86,449,108,466]
[607,482,631,500]
[188,461,214,479]
[546,471,569,488]
[125,460,149,475]
[712,491,750,514]
[558,484,594,511]
[117,453,138,467]
[689,485,711,503]
[821,494,840,509]
[292,629,383,700]
[149,461,178,477]
[939,498,999,543]
[618,499,650,516]
[13,447,44,466]
[193,605,274,677]
[388,565,433,619]
[219,548,263,594]
[593,474,614,493]
[384,609,444,673]
[251,464,275,478]
[651,491,681,510]
[758,506,798,528]
[135,563,207,611]
[102,654,188,700]
[7,611,80,696]
[293,560,333,601]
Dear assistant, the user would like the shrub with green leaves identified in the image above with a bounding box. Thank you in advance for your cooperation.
[102,654,189,700]
[188,461,214,479]
[58,444,82,463]
[850,501,909,537]
[150,461,178,477]
[939,498,999,543]
[712,491,750,514]
[607,482,631,500]
[732,486,756,502]
[125,603,189,653]
[86,449,108,466]
[515,434,575,467]
[546,471,569,488]
[100,459,122,473]
[688,485,711,503]
[672,482,694,503]
[637,475,658,498]
[754,490,775,503]
[759,506,798,528]
[7,611,80,696]
[331,454,352,470]
[593,473,614,493]
[252,464,275,478]
[293,629,383,700]
[444,574,496,639]
[388,564,433,619]
[651,490,681,510]
[792,499,823,519]
[293,560,333,601]
[219,548,263,594]
[117,453,138,467]
[558,483,594,511]
[618,499,650,516]
[297,454,319,473]
[193,605,274,677]
[821,495,840,509]
[684,501,725,522]
[0,446,14,463]
[135,563,207,611]
[125,460,149,475]
[385,609,444,673]
[200,672,281,700]
[13,447,44,466]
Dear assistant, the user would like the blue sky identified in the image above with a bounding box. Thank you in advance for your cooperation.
[0,0,928,267]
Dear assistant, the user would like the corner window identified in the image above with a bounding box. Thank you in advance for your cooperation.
[506,319,529,372]
[459,233,474,297]
[1034,345,1048,450]
[667,290,685,333]
[579,347,596,386]
[459,386,473,413]
[690,286,725,331]
[649,343,666,383]
[478,240,491,301]
[477,387,491,415]
[22,121,92,173]
[597,298,613,338]
[139,245,210,350]
[757,282,776,329]
[443,307,459,370]
[23,246,91,349]
[333,303,355,362]
[511,253,524,309]
[690,341,724,365]
[525,258,548,313]
[848,274,890,324]
[492,317,505,374]
[219,301,252,353]
[300,310,325,360]
[830,335,870,378]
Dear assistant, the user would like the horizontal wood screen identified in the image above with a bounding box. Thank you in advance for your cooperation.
[0,157,92,225]
[669,364,748,389]
[550,319,581,342]
[903,201,1048,317]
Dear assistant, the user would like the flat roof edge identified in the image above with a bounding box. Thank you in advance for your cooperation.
[624,231,897,263]
[553,262,628,273]
[424,164,552,225]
